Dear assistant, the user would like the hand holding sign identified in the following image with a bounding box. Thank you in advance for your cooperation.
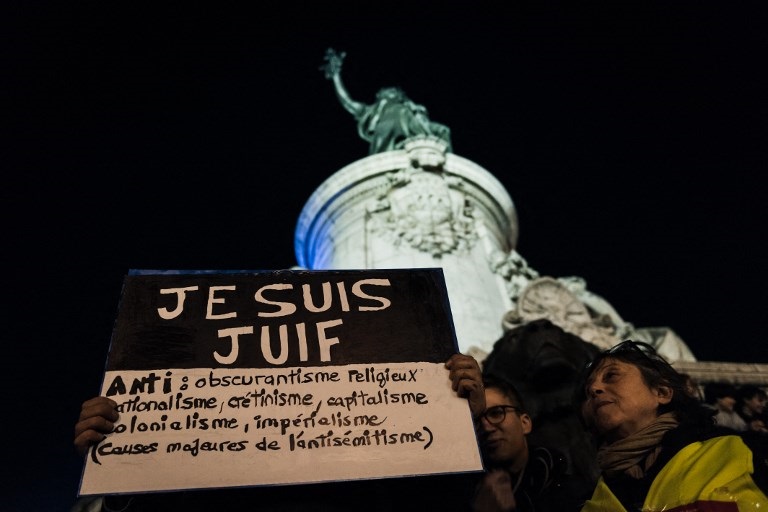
[76,269,483,498]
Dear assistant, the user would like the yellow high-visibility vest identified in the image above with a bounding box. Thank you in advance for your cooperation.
[581,435,768,512]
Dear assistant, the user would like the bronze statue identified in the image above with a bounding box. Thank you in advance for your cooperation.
[321,48,452,155]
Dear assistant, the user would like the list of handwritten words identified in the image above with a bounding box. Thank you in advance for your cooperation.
[81,362,482,495]
[97,364,433,459]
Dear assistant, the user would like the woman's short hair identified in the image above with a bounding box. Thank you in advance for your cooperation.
[574,340,714,428]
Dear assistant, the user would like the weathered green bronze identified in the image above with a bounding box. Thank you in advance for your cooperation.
[321,48,452,155]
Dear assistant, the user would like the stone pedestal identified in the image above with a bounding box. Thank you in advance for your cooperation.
[295,138,517,357]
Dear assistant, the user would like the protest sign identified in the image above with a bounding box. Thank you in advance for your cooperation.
[78,268,483,496]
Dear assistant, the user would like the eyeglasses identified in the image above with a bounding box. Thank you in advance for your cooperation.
[605,340,656,355]
[584,340,658,372]
[477,405,520,426]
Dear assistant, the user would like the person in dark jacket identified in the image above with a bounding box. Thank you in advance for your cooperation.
[472,375,592,511]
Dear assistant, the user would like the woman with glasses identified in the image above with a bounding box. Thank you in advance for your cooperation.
[576,340,768,511]
[472,375,591,511]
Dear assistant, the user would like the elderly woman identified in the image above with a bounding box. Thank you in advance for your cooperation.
[575,340,768,511]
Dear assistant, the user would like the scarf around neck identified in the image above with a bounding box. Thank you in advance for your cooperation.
[596,412,679,479]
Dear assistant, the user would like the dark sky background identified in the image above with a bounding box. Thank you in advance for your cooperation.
[6,2,767,510]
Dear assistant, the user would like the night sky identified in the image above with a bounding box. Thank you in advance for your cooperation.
[6,2,767,510]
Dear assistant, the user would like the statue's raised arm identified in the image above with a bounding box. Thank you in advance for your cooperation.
[321,48,452,155]
[321,48,365,119]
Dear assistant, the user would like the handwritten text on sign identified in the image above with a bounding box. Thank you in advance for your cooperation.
[79,269,482,496]
[155,278,392,365]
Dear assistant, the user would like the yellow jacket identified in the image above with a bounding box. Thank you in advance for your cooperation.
[581,435,768,512]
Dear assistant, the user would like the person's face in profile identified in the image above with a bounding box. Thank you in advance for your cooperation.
[581,358,672,443]
[744,393,766,415]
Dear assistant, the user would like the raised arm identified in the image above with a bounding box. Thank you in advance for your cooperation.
[321,48,366,118]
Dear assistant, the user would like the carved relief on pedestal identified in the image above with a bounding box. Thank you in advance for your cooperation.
[497,274,699,361]
[364,136,478,258]
[403,135,449,169]
[489,248,540,299]
[504,276,618,350]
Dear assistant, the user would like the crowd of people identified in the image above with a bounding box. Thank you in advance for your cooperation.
[71,342,768,511]
[702,381,768,434]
